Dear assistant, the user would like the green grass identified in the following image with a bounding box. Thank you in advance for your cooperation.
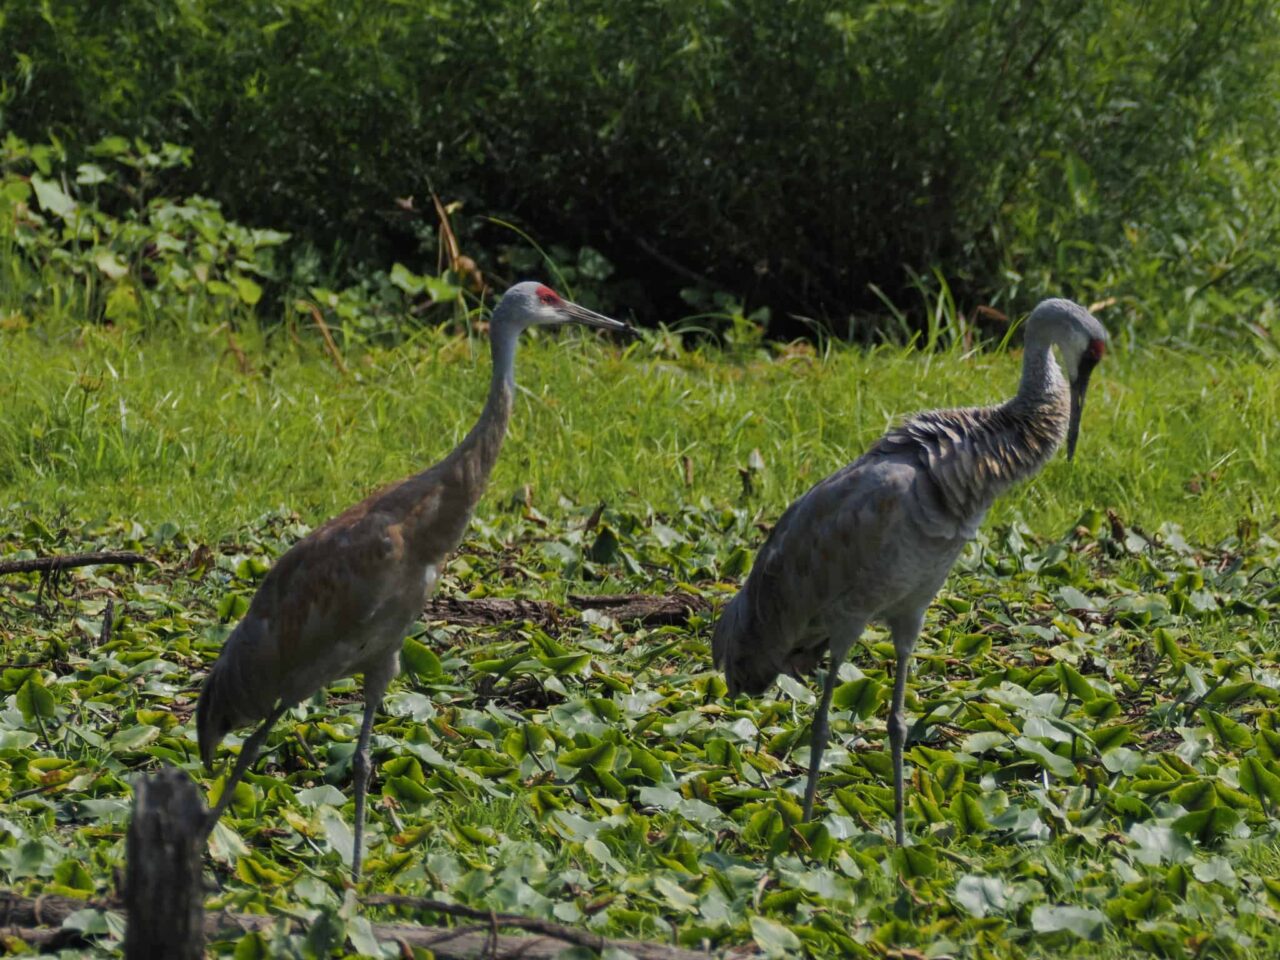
[1,322,1274,547]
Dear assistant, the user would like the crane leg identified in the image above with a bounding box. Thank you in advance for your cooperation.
[887,611,923,845]
[351,660,397,882]
[802,657,842,821]
[888,649,911,845]
[201,702,287,840]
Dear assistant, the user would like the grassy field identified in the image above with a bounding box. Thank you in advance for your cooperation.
[1,321,1274,548]
[1,320,1279,958]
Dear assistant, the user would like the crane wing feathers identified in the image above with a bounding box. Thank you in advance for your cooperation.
[208,497,444,727]
[714,408,1000,695]
[715,374,1072,698]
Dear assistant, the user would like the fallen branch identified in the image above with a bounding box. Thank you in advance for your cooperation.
[0,552,155,576]
[422,593,709,629]
[422,596,557,626]
[360,893,610,951]
[0,891,718,959]
[570,592,711,626]
[363,893,714,958]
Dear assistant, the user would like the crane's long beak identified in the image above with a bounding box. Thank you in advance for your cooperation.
[561,300,639,338]
[1066,360,1097,462]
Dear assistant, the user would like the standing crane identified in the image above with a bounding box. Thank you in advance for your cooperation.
[197,282,633,879]
[712,298,1107,844]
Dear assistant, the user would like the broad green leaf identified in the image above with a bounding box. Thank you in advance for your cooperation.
[540,652,591,674]
[750,916,801,957]
[389,262,425,294]
[217,592,250,621]
[952,632,991,658]
[831,678,884,717]
[1199,709,1254,749]
[653,876,698,911]
[949,792,989,834]
[1058,662,1097,702]
[1205,681,1264,706]
[1015,736,1075,778]
[560,741,617,772]
[16,677,56,721]
[94,251,129,280]
[1030,905,1106,939]
[110,725,159,751]
[1058,586,1096,611]
[30,175,75,217]
[1127,823,1191,865]
[232,275,263,305]
[1239,757,1280,806]
[1090,723,1135,751]
[296,785,346,807]
[0,731,39,751]
[401,639,444,678]
[1171,806,1240,843]
[894,845,937,879]
[1101,747,1144,775]
[1170,779,1216,811]
[1264,878,1280,909]
[954,875,1007,917]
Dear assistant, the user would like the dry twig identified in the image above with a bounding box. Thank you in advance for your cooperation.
[298,300,350,377]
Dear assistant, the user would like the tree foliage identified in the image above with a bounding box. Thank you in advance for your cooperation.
[2,0,1279,335]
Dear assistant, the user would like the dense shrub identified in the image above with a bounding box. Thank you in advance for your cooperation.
[0,133,473,343]
[2,0,1279,338]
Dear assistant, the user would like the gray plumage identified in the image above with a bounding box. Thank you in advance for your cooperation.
[197,282,632,879]
[712,298,1108,843]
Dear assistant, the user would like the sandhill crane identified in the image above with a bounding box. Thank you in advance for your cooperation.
[197,282,633,879]
[712,298,1107,844]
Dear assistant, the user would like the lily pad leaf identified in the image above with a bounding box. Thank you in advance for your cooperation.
[954,875,1008,918]
[832,678,884,718]
[1015,736,1075,778]
[1030,905,1106,939]
[750,915,802,957]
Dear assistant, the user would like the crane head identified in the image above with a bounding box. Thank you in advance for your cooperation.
[1065,334,1105,461]
[1029,299,1108,461]
[494,281,636,337]
[196,665,237,771]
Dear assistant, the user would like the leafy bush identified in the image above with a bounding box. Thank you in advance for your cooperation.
[0,134,289,330]
[2,0,1279,338]
[0,133,481,342]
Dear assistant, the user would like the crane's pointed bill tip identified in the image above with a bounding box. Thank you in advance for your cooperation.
[561,301,637,337]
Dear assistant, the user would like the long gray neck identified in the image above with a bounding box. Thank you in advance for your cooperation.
[991,323,1071,480]
[1012,325,1067,410]
[374,321,519,565]
[446,322,518,497]
[922,326,1069,519]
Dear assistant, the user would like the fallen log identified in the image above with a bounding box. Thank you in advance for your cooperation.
[0,891,719,959]
[422,596,557,626]
[422,592,709,628]
[570,592,711,626]
[0,552,154,576]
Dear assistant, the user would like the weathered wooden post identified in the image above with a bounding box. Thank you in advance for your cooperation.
[125,766,206,960]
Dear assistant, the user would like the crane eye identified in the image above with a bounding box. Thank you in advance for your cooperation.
[535,285,561,306]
